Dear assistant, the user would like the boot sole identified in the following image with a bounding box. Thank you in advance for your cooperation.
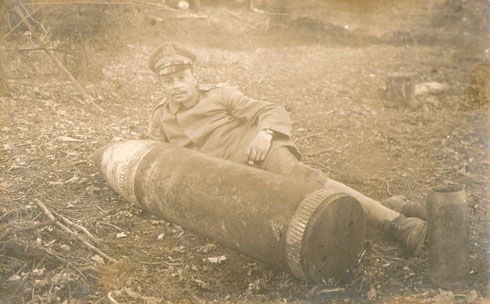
[407,223,427,256]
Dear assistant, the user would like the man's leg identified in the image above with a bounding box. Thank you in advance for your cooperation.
[262,147,398,229]
[261,147,327,187]
[323,179,399,230]
[261,146,427,256]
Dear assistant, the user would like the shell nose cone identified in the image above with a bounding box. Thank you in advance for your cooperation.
[91,139,163,206]
[92,145,107,171]
[92,140,161,173]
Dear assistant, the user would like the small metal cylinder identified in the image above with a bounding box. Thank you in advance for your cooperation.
[427,184,470,288]
[94,140,366,284]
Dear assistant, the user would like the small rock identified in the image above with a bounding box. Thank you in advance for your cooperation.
[414,82,447,96]
[116,232,127,238]
[177,1,189,9]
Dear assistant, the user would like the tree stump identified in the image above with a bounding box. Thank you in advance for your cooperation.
[385,74,416,108]
[466,62,489,106]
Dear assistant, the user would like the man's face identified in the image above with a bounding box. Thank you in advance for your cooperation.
[159,68,199,105]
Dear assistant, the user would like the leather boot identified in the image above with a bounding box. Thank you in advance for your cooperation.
[382,196,427,221]
[388,214,427,256]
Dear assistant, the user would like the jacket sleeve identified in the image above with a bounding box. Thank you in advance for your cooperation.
[148,110,168,142]
[221,87,292,137]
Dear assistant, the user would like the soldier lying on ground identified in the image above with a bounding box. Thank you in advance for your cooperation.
[147,42,427,256]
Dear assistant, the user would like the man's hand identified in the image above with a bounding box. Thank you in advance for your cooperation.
[247,130,273,165]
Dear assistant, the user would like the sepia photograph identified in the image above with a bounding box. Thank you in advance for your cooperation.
[0,0,488,302]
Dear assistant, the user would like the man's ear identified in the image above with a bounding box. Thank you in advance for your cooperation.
[192,70,199,85]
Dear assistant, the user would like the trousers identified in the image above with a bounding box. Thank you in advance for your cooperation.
[258,146,327,187]
[258,147,399,230]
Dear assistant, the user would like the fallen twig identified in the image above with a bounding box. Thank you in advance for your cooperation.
[51,209,102,244]
[251,7,289,16]
[386,180,394,196]
[19,3,48,35]
[94,207,122,221]
[107,291,120,304]
[149,13,207,22]
[0,219,56,240]
[0,208,21,222]
[11,47,70,53]
[381,166,403,175]
[3,6,43,39]
[139,261,169,265]
[0,254,28,265]
[37,244,89,286]
[97,221,128,233]
[34,199,80,234]
[304,147,335,158]
[19,1,180,12]
[317,287,345,295]
[33,199,117,263]
[295,132,325,142]
[370,255,419,266]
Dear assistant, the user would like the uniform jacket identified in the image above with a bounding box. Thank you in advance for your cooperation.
[149,83,300,164]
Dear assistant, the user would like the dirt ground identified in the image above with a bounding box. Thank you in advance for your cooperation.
[1,1,489,303]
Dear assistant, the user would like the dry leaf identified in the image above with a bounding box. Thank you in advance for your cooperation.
[92,255,104,264]
[367,287,377,300]
[64,175,79,184]
[206,255,227,264]
[8,274,21,281]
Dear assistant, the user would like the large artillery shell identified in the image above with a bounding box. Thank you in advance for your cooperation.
[94,140,366,284]
[427,184,470,288]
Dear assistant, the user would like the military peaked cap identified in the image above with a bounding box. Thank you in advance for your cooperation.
[148,42,197,76]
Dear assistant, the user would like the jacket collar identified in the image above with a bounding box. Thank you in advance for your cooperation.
[167,83,218,115]
[167,93,200,115]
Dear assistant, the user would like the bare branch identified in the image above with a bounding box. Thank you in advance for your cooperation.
[33,199,117,263]
[13,6,105,113]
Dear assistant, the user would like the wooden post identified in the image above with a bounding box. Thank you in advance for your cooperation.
[14,6,104,113]
[385,74,416,108]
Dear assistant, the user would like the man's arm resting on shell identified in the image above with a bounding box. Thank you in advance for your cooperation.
[247,129,274,164]
[221,87,291,164]
[222,87,292,138]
